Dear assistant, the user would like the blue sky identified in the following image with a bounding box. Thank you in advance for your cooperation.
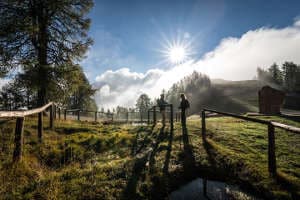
[82,0,300,82]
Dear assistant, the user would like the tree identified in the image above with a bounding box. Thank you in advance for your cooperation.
[268,63,282,85]
[0,0,93,106]
[166,71,211,113]
[136,94,151,121]
[67,69,97,111]
[282,62,300,91]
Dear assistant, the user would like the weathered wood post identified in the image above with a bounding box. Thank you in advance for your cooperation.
[50,104,54,130]
[64,109,67,120]
[77,110,80,121]
[53,104,56,119]
[126,112,129,123]
[95,111,97,122]
[13,117,24,162]
[201,110,206,141]
[111,113,114,122]
[153,106,156,125]
[268,123,276,177]
[147,110,150,125]
[170,104,174,131]
[58,107,61,120]
[38,112,43,142]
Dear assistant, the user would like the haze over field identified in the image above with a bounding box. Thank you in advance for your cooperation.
[92,20,300,108]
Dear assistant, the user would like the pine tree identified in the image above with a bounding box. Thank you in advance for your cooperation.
[0,0,93,106]
[136,94,151,121]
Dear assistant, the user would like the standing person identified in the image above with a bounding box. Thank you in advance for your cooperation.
[157,94,168,126]
[178,94,190,127]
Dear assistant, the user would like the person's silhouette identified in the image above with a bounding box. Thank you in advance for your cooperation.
[178,93,190,128]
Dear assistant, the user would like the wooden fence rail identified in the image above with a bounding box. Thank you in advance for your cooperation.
[148,104,174,131]
[201,108,300,177]
[0,102,55,162]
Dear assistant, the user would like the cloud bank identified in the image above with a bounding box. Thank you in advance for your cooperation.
[93,20,300,109]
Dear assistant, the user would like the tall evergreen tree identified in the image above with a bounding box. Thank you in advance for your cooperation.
[136,93,151,121]
[282,62,299,91]
[0,0,93,106]
[268,63,282,85]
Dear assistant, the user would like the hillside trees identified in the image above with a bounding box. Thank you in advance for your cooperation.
[257,62,300,92]
[0,0,94,107]
[166,71,211,114]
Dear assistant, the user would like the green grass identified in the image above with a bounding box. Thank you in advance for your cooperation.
[194,115,300,199]
[0,115,299,199]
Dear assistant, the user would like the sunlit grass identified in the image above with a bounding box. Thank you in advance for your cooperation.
[0,115,299,199]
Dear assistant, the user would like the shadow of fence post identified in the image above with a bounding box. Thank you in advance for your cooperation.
[201,110,206,141]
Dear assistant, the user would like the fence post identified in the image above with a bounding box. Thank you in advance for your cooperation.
[38,112,43,142]
[268,123,276,177]
[126,112,129,123]
[111,113,114,122]
[64,109,67,120]
[77,110,80,121]
[53,104,56,119]
[13,117,24,162]
[153,106,156,124]
[50,104,54,130]
[147,110,150,125]
[201,110,206,141]
[95,111,97,122]
[170,104,174,131]
[58,107,61,120]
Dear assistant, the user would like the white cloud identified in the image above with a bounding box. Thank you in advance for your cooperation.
[93,20,300,109]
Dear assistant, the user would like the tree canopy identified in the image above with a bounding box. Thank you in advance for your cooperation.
[0,0,94,107]
[257,62,300,92]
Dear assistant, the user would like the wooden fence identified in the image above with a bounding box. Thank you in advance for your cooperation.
[62,109,151,123]
[0,102,55,162]
[63,109,114,122]
[201,108,300,177]
[148,104,174,131]
[0,103,164,162]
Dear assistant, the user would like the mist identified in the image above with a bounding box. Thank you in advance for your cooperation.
[93,20,300,109]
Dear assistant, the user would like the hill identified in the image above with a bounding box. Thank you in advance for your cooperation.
[166,71,263,115]
[207,80,262,114]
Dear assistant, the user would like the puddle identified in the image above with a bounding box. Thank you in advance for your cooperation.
[169,178,262,200]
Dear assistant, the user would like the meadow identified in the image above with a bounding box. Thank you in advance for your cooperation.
[0,115,299,199]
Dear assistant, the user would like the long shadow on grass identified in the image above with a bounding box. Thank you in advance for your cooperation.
[181,126,196,177]
[202,134,218,170]
[123,126,168,199]
[163,126,173,175]
[149,126,167,173]
[131,125,156,156]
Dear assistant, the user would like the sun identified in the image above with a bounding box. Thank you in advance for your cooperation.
[159,34,193,65]
[168,45,187,64]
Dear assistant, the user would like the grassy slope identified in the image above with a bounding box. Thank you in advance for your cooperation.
[0,115,299,199]
[206,80,262,113]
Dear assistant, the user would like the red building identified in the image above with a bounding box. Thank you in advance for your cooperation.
[258,86,285,114]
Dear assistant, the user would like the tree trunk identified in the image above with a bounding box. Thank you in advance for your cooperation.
[36,4,49,107]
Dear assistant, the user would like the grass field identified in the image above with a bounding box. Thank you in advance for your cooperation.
[0,115,299,199]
